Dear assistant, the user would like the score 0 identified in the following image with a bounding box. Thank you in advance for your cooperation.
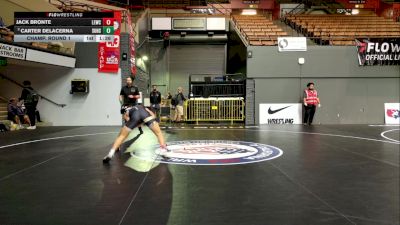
[102,18,115,35]
[103,18,114,26]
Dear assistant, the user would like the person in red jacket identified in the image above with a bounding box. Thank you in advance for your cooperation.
[303,82,321,125]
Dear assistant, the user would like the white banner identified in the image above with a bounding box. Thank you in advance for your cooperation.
[206,17,226,30]
[260,103,302,124]
[25,48,75,68]
[385,103,400,124]
[0,43,26,60]
[278,37,307,52]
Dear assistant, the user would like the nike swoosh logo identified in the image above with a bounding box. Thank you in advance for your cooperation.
[268,106,291,114]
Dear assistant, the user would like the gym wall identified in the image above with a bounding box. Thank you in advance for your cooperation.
[150,44,227,96]
[247,46,400,124]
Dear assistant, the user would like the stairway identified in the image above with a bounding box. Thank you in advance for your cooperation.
[0,97,7,121]
[275,20,316,46]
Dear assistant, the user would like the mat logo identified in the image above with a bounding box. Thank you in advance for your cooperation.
[154,140,283,165]
[385,103,400,125]
[387,109,400,119]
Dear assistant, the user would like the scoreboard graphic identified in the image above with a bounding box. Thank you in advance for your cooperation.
[13,12,118,42]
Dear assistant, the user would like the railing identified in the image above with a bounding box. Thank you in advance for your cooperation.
[0,95,8,103]
[283,7,378,17]
[206,0,232,16]
[286,4,306,16]
[184,97,245,124]
[0,73,66,108]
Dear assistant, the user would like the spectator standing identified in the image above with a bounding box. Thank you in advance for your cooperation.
[167,92,172,100]
[173,87,186,122]
[150,85,162,121]
[20,81,39,130]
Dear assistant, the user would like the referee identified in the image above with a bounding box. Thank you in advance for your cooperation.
[150,85,162,122]
[119,76,143,134]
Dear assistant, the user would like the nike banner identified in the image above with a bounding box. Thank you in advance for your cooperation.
[259,103,302,124]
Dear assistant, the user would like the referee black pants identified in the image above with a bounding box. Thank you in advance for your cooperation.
[303,105,316,125]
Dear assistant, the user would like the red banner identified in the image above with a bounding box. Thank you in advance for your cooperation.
[98,11,121,73]
[126,11,136,76]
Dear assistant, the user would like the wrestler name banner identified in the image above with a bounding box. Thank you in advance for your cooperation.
[259,103,302,125]
[356,38,400,66]
[98,11,121,73]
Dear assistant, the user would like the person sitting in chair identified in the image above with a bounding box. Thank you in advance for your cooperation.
[7,98,32,129]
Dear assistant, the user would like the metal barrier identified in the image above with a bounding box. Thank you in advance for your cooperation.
[160,99,173,124]
[184,97,245,124]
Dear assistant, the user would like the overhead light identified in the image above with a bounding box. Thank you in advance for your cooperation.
[241,9,257,15]
[351,9,360,15]
[142,55,148,61]
[355,4,360,8]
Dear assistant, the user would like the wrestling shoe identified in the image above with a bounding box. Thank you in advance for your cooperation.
[102,156,112,164]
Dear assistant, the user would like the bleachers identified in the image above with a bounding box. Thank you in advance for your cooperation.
[232,15,288,46]
[285,14,400,46]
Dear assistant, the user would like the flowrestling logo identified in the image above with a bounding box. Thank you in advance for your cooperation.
[356,39,400,66]
[150,140,283,165]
